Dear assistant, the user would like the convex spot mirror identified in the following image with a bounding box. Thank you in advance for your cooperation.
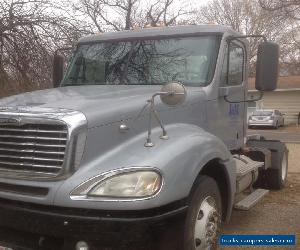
[255,42,279,91]
[160,82,187,106]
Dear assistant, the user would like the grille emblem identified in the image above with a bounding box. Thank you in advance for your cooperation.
[0,117,22,126]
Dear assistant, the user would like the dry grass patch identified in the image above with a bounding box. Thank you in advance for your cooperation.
[286,143,300,173]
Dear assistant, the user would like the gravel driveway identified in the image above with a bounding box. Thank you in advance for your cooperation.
[219,143,300,249]
[248,125,300,143]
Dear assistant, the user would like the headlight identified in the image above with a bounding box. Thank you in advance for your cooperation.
[71,169,162,199]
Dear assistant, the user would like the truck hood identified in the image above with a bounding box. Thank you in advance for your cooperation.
[0,85,173,128]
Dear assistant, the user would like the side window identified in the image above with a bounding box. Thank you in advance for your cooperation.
[220,42,244,86]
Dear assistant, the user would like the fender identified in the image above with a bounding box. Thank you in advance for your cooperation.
[54,123,236,215]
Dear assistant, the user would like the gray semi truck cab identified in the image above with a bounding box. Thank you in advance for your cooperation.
[0,25,288,250]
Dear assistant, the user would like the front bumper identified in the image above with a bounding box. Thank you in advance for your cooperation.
[0,198,187,250]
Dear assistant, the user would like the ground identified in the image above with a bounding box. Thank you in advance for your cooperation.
[247,125,300,143]
[219,168,300,249]
[218,140,300,249]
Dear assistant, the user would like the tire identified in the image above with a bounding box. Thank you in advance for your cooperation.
[183,176,222,250]
[265,150,288,190]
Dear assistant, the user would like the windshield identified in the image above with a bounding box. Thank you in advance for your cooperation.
[253,111,273,116]
[62,36,220,86]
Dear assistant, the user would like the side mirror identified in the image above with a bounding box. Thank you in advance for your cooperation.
[255,42,279,91]
[52,53,64,88]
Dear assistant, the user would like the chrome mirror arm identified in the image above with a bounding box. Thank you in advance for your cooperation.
[144,82,187,147]
[144,91,185,147]
[144,93,169,147]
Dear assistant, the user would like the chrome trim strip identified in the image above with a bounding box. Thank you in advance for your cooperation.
[0,154,64,162]
[0,161,62,169]
[0,128,68,133]
[0,141,66,148]
[0,169,58,178]
[0,148,65,155]
[0,135,67,141]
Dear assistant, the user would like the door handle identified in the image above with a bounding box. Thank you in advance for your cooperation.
[219,86,244,97]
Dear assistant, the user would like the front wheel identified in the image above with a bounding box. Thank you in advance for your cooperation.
[184,176,222,250]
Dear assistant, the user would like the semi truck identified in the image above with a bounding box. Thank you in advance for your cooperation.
[0,25,288,250]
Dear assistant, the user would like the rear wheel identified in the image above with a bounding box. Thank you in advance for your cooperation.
[266,151,288,190]
[184,176,222,250]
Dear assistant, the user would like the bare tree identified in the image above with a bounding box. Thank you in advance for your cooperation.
[75,0,195,32]
[259,0,300,20]
[144,0,194,27]
[74,0,140,32]
[259,0,300,75]
[0,0,83,97]
[197,0,288,76]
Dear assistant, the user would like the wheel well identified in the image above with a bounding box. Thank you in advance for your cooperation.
[191,159,229,221]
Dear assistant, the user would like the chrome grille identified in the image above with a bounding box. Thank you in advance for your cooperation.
[0,123,68,177]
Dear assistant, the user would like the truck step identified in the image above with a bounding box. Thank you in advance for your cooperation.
[234,155,264,179]
[234,189,269,211]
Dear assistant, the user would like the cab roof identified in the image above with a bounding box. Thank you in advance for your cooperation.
[78,25,241,44]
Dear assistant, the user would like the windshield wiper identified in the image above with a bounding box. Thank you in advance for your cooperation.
[62,83,82,86]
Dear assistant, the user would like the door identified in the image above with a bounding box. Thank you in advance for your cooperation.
[217,41,246,150]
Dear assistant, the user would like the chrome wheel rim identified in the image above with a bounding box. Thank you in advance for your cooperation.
[281,152,287,181]
[194,196,220,250]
